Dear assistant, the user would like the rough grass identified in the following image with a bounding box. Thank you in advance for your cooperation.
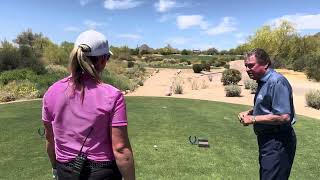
[0,97,319,179]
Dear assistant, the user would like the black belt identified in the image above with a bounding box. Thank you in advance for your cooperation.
[58,160,116,169]
[254,125,292,136]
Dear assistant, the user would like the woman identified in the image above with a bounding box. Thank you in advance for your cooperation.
[42,30,135,180]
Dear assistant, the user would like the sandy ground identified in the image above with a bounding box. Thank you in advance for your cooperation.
[128,60,320,120]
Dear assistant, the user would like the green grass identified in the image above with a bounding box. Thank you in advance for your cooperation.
[0,97,319,179]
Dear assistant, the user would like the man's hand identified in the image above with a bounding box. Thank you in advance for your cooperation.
[238,111,254,126]
[240,115,254,126]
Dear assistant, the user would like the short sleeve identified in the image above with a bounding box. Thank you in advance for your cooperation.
[42,93,54,123]
[271,80,291,115]
[111,93,128,127]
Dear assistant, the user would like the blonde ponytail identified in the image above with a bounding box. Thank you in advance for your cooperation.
[69,44,102,103]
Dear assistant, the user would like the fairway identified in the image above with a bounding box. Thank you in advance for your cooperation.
[0,97,319,179]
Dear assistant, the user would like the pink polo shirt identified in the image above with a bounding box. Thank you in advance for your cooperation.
[42,76,128,162]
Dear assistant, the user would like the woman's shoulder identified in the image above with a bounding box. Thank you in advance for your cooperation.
[98,83,122,95]
[44,76,71,97]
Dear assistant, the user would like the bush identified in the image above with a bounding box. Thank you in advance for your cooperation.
[221,69,242,85]
[224,64,230,69]
[244,79,252,89]
[244,79,258,94]
[45,64,68,74]
[191,79,199,90]
[249,82,258,94]
[143,55,163,62]
[192,64,203,73]
[292,56,306,72]
[305,53,320,81]
[102,70,133,91]
[0,41,21,71]
[0,91,16,102]
[0,69,37,85]
[225,85,241,97]
[127,61,135,68]
[305,89,320,109]
[0,80,39,100]
[172,77,184,94]
[202,63,211,72]
[126,66,144,79]
[213,60,226,67]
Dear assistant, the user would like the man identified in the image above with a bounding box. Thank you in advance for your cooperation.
[238,48,296,180]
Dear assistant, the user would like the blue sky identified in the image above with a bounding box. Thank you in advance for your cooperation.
[0,0,320,50]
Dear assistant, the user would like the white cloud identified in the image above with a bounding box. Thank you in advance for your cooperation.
[269,13,320,30]
[176,15,237,36]
[84,20,105,29]
[155,0,177,12]
[64,26,81,32]
[118,34,141,40]
[205,17,237,35]
[104,0,142,10]
[177,15,208,29]
[80,0,91,6]
[165,37,190,45]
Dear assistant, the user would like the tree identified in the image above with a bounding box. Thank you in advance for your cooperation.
[181,49,191,55]
[14,29,52,57]
[205,48,219,55]
[0,40,21,71]
[246,20,302,68]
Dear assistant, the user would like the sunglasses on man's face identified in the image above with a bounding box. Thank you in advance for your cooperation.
[104,54,111,61]
[245,62,256,69]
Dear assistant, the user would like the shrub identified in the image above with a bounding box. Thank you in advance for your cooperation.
[0,41,21,71]
[244,79,252,89]
[172,77,184,94]
[191,79,199,90]
[214,60,226,67]
[163,58,177,64]
[127,61,135,68]
[0,80,39,100]
[137,79,144,86]
[192,64,203,73]
[225,85,241,97]
[0,91,16,102]
[208,74,213,82]
[244,79,257,93]
[305,53,320,81]
[45,64,68,75]
[143,55,163,62]
[202,63,211,72]
[305,89,320,109]
[201,79,208,89]
[292,56,306,72]
[221,69,242,85]
[0,69,37,85]
[101,70,133,91]
[249,82,258,94]
[224,64,230,69]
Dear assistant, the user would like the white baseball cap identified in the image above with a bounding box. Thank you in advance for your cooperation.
[74,30,113,56]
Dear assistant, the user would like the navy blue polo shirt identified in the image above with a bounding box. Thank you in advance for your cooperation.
[253,68,296,132]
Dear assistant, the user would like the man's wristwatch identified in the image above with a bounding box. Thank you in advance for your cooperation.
[252,116,257,124]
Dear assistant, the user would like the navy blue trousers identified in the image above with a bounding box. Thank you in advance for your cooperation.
[257,128,296,180]
[56,161,122,180]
